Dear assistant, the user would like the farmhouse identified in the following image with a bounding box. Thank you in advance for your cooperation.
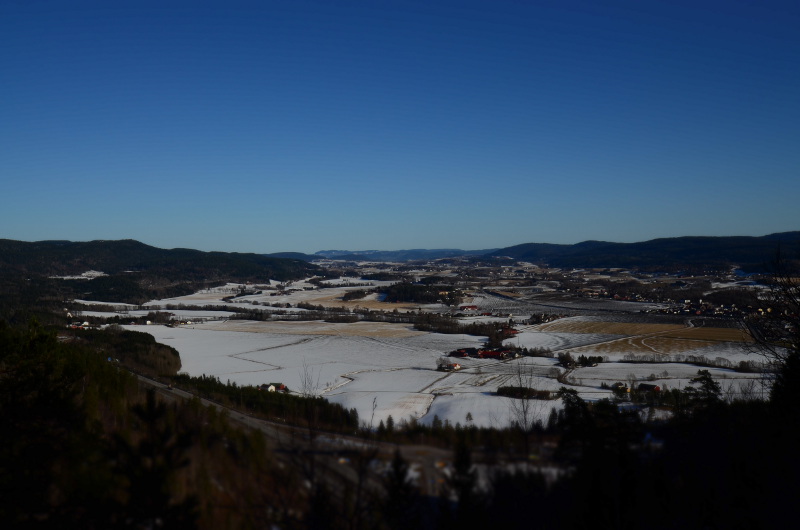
[449,347,478,357]
[438,362,461,372]
[611,382,630,393]
[499,327,519,338]
[259,383,287,392]
[637,383,661,393]
[437,357,462,371]
[478,350,510,360]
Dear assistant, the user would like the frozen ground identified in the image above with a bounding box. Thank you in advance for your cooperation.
[82,309,236,321]
[510,329,626,352]
[75,299,137,310]
[129,321,588,428]
[110,283,766,429]
[130,280,419,312]
[470,292,668,315]
[570,362,767,398]
[130,316,765,428]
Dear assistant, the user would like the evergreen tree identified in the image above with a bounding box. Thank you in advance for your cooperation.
[110,389,198,528]
[439,439,486,529]
[381,450,421,530]
[685,369,722,408]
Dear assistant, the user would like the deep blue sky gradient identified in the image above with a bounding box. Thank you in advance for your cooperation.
[2,0,798,253]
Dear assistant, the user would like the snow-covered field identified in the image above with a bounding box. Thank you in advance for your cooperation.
[512,329,626,351]
[82,309,237,321]
[129,317,765,429]
[128,322,510,426]
[111,284,767,429]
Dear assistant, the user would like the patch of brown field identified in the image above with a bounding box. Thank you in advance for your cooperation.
[195,319,425,338]
[492,290,522,298]
[570,336,717,356]
[536,320,685,335]
[302,292,419,311]
[662,327,752,342]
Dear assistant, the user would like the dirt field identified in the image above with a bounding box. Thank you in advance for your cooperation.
[570,336,718,356]
[304,292,420,312]
[490,290,523,298]
[540,318,750,356]
[193,319,426,338]
[662,327,752,342]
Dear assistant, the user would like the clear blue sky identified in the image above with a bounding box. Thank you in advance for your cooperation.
[2,0,798,253]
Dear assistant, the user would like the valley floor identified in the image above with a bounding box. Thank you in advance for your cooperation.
[102,280,765,428]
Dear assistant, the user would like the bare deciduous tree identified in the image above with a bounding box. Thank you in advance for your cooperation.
[743,250,800,412]
[299,358,321,398]
[507,361,547,457]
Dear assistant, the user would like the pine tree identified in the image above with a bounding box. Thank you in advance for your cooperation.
[381,450,420,529]
[685,369,721,408]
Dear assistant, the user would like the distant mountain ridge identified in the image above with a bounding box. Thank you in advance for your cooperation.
[487,232,800,271]
[297,232,800,271]
[265,251,320,261]
[3,232,798,278]
[312,248,498,262]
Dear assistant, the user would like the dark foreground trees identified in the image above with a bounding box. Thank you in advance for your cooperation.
[0,322,200,527]
[0,321,303,528]
[744,252,800,416]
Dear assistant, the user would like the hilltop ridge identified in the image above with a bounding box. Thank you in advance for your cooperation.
[293,232,800,271]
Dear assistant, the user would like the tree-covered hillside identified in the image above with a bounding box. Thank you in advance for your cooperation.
[0,239,318,279]
[0,239,320,308]
[488,232,800,271]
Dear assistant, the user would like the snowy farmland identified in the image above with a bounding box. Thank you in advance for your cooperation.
[113,283,767,429]
[126,316,763,429]
[127,321,516,427]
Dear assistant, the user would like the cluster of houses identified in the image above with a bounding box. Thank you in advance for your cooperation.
[448,347,519,361]
[499,326,519,339]
[257,383,288,392]
[456,305,517,318]
[646,300,760,318]
[165,320,195,327]
[611,382,662,393]
[67,321,94,330]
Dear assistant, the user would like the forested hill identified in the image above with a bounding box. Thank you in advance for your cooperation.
[313,248,497,262]
[0,239,319,308]
[487,232,800,272]
[265,251,320,261]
